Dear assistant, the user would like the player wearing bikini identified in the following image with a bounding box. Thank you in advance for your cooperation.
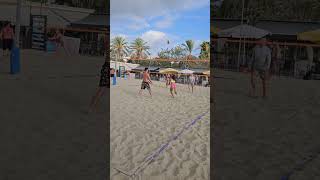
[170,74,178,98]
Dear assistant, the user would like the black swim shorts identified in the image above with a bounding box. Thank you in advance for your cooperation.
[141,81,150,90]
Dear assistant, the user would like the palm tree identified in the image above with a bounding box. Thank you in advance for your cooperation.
[171,45,185,59]
[130,38,150,59]
[111,36,129,62]
[111,36,129,79]
[181,40,196,68]
[158,48,169,59]
[182,40,195,60]
[199,41,210,60]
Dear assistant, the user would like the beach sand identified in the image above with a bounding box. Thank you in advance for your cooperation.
[110,78,210,180]
[0,50,107,179]
[214,69,320,180]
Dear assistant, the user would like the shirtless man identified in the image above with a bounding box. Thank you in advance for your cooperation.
[139,68,152,97]
[250,37,272,98]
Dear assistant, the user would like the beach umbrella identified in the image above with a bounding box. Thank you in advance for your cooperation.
[179,69,194,74]
[203,70,210,75]
[160,68,179,74]
[217,24,271,39]
[298,29,320,43]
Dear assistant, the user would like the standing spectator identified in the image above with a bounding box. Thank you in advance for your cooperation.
[249,38,272,98]
[189,74,196,93]
[110,68,115,78]
[0,22,15,56]
[48,29,65,54]
[195,75,199,85]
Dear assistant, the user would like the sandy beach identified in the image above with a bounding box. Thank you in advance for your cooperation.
[214,69,320,180]
[110,78,210,180]
[0,50,107,179]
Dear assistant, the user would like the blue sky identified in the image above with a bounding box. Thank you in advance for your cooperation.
[110,0,210,56]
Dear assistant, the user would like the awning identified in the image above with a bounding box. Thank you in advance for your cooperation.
[179,69,194,74]
[159,68,179,74]
[131,66,160,72]
[203,71,210,75]
[70,14,108,28]
[298,29,320,43]
[217,24,271,39]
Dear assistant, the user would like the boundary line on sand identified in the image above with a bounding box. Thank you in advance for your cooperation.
[280,147,320,180]
[112,110,209,180]
[280,99,320,180]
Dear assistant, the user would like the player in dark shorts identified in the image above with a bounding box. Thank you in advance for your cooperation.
[141,81,150,90]
[89,61,108,113]
[138,68,152,97]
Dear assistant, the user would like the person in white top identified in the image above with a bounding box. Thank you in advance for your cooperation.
[188,74,196,93]
[250,37,271,98]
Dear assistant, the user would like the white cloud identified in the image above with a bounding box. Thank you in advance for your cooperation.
[141,30,169,55]
[127,16,150,30]
[111,0,209,31]
[111,15,150,31]
[155,14,179,29]
[111,0,209,17]
[138,30,183,56]
[155,17,173,29]
[110,33,127,39]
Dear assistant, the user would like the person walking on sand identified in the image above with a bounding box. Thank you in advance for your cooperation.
[49,29,65,54]
[195,75,199,85]
[0,22,14,56]
[110,68,115,78]
[169,74,178,98]
[189,74,196,93]
[166,74,171,88]
[89,61,107,113]
[250,37,272,98]
[139,68,152,97]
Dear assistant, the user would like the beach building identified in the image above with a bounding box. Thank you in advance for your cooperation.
[0,0,108,56]
[0,0,94,27]
[68,13,108,56]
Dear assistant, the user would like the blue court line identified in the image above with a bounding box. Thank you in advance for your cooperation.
[113,110,209,178]
[280,149,320,180]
